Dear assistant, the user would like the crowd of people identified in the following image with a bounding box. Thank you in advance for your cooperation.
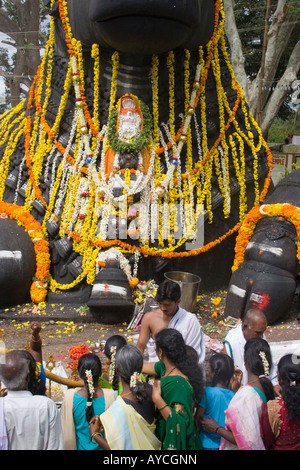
[0,279,300,451]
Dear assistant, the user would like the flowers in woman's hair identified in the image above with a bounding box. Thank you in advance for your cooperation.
[259,351,270,376]
[108,345,117,384]
[130,371,141,388]
[85,369,95,397]
[35,363,41,383]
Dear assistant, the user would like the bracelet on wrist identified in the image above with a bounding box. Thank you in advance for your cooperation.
[91,431,103,443]
[215,426,222,434]
[158,403,168,411]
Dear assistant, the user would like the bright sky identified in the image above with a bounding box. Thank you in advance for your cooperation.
[0,32,15,104]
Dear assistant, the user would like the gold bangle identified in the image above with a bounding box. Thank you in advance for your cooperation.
[158,403,168,411]
[91,431,103,443]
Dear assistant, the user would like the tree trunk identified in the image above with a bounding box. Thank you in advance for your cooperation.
[223,0,250,100]
[261,38,300,136]
[224,0,300,138]
[0,0,41,107]
[249,0,297,116]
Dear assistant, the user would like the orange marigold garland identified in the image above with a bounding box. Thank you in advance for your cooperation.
[232,203,300,272]
[0,201,50,303]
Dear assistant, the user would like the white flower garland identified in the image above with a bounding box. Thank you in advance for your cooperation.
[85,369,95,398]
[156,63,202,194]
[259,351,270,377]
[130,371,141,388]
[96,247,140,282]
[108,345,117,385]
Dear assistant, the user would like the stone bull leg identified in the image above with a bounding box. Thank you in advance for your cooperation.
[0,219,36,307]
[225,262,297,325]
[225,217,298,324]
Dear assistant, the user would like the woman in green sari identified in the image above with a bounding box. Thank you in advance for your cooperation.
[143,328,204,450]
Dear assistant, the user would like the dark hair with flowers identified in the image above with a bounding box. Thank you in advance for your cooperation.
[78,353,102,423]
[278,354,300,422]
[244,337,275,402]
[104,335,127,391]
[155,328,204,401]
[15,350,46,396]
[115,345,149,403]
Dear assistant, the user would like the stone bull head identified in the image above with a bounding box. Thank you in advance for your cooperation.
[64,0,215,55]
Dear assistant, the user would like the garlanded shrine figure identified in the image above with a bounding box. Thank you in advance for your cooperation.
[0,0,281,323]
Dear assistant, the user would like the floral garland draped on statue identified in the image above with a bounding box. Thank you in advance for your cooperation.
[0,0,273,301]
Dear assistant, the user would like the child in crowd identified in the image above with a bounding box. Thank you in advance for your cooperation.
[196,353,235,450]
[99,335,127,392]
[201,337,275,450]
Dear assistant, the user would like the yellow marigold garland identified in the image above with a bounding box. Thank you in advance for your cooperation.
[0,119,27,200]
[151,54,161,178]
[91,43,100,141]
[167,51,176,143]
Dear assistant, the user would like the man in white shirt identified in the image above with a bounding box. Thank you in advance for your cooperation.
[223,308,278,390]
[137,279,205,366]
[0,350,64,450]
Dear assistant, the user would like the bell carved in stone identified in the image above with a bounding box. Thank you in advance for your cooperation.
[87,258,135,324]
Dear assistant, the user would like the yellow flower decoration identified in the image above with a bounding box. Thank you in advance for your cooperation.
[211,297,222,305]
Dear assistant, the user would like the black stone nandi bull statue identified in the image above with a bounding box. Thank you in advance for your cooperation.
[0,0,283,324]
[225,169,300,325]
